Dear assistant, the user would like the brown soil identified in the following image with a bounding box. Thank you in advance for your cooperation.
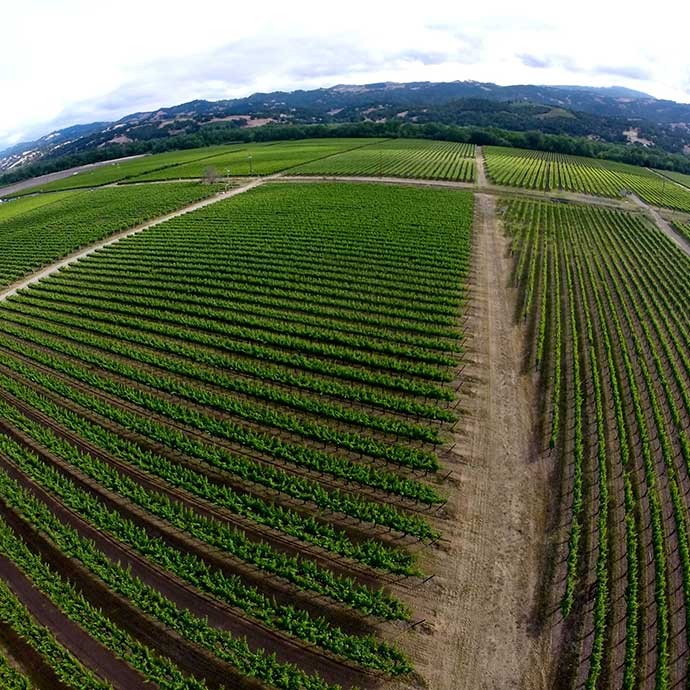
[0,552,149,690]
[475,147,488,188]
[387,193,552,690]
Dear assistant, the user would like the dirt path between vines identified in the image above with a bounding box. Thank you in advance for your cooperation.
[0,177,269,301]
[402,193,551,690]
[475,146,488,187]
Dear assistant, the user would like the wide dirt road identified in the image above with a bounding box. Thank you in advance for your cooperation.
[456,193,550,689]
[408,193,551,690]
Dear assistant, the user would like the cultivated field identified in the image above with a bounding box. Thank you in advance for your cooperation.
[673,219,690,242]
[659,169,690,189]
[484,146,690,211]
[0,181,473,690]
[291,139,476,181]
[7,147,239,196]
[0,182,218,288]
[0,190,77,218]
[503,198,690,689]
[1,135,690,690]
[129,139,380,181]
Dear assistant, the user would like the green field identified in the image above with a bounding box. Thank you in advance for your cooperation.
[0,181,472,689]
[129,138,380,180]
[291,138,476,181]
[485,146,690,211]
[0,190,77,219]
[660,169,690,189]
[0,182,218,288]
[5,146,242,196]
[674,219,690,242]
[504,198,690,689]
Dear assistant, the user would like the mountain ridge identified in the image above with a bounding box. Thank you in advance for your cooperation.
[3,80,690,171]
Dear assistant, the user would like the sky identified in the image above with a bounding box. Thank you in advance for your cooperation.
[2,0,690,150]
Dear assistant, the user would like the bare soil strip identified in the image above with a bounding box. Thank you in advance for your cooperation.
[475,146,488,188]
[391,194,551,690]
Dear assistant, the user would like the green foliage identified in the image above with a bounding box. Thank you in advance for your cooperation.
[0,182,219,288]
[292,139,475,181]
[130,139,380,181]
[485,146,690,211]
[673,219,690,242]
[503,199,690,690]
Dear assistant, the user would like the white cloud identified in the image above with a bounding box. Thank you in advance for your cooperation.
[2,0,690,149]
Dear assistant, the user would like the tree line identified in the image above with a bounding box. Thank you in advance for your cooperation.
[3,120,690,189]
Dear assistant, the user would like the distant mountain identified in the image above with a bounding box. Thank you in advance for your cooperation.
[3,80,690,172]
[548,85,654,99]
[0,122,110,170]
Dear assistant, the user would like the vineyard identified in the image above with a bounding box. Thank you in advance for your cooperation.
[5,147,241,196]
[2,132,690,690]
[673,219,690,242]
[484,146,690,211]
[1,139,385,197]
[503,198,690,689]
[0,182,473,690]
[659,169,690,190]
[129,138,380,181]
[0,182,219,289]
[290,139,476,181]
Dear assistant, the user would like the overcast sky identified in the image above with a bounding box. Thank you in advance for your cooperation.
[2,0,689,150]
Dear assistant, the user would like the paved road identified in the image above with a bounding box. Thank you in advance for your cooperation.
[0,155,148,198]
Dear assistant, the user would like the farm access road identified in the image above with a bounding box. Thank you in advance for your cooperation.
[442,193,551,690]
[390,193,551,690]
